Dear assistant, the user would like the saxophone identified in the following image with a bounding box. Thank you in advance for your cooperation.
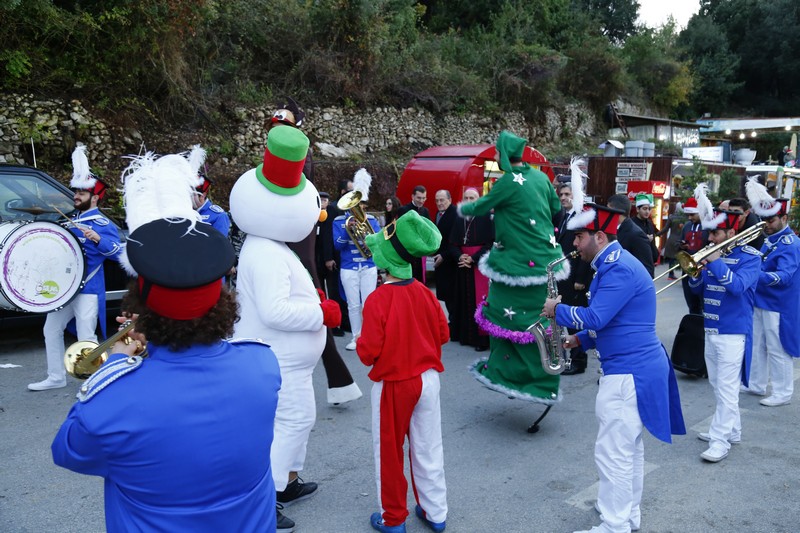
[527,251,579,375]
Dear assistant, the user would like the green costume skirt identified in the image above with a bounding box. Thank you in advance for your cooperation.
[470,281,561,404]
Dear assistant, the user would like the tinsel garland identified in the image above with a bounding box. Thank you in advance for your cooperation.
[474,301,543,344]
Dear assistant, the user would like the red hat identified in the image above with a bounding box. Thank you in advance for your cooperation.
[70,145,108,200]
[195,174,212,194]
[568,203,624,235]
[707,209,741,231]
[683,197,699,213]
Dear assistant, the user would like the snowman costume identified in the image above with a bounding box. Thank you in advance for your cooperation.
[230,126,337,491]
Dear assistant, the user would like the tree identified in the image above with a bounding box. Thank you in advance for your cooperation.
[621,22,693,113]
[578,0,640,43]
[678,14,742,116]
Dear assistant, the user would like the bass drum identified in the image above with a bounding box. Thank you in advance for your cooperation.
[0,221,86,313]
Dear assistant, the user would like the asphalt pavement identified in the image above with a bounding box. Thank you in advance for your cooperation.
[1,264,799,533]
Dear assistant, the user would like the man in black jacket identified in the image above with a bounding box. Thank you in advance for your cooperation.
[432,189,458,319]
[397,185,431,283]
[553,183,594,374]
[607,194,655,278]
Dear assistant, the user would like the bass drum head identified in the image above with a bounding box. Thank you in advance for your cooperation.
[0,221,87,313]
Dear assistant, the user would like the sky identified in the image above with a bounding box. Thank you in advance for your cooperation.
[637,0,700,29]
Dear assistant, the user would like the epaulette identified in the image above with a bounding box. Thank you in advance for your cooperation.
[742,245,761,256]
[781,235,795,245]
[93,216,109,226]
[229,337,272,349]
[604,249,621,263]
[210,204,225,214]
[77,355,144,402]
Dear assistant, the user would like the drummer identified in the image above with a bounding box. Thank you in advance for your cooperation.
[28,145,121,391]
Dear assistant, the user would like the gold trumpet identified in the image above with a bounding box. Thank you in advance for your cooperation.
[655,222,765,295]
[64,320,146,379]
[337,190,376,258]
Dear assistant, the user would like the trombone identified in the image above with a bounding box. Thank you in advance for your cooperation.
[64,320,147,379]
[655,222,765,295]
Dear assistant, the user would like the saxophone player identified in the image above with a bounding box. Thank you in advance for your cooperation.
[542,202,685,533]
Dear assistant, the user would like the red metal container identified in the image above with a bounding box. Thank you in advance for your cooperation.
[396,145,556,218]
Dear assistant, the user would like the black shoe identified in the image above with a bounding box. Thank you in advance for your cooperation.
[475,345,488,352]
[561,366,586,375]
[277,504,295,532]
[332,328,345,337]
[277,477,318,506]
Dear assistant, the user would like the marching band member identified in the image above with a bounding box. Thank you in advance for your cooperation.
[333,169,381,351]
[190,146,231,237]
[745,179,800,406]
[688,185,761,462]
[52,150,281,532]
[29,145,121,391]
[542,200,685,533]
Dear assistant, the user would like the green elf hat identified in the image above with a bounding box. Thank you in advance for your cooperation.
[635,193,654,208]
[365,210,441,279]
[496,130,527,172]
[256,125,309,196]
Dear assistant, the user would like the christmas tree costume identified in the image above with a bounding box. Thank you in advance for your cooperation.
[459,131,569,404]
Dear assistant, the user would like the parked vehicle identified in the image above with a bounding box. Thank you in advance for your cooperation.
[0,164,129,329]
[396,144,558,217]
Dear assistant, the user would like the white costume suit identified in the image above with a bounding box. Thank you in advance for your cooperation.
[230,166,325,492]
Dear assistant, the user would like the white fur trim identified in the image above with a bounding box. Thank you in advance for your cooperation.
[701,211,727,230]
[477,253,570,286]
[327,382,363,405]
[567,208,596,230]
[469,358,562,405]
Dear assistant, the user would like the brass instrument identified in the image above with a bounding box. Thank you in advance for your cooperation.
[64,320,146,379]
[337,190,376,258]
[655,221,765,295]
[527,251,579,375]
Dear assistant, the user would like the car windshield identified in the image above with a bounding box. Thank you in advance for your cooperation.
[0,172,75,223]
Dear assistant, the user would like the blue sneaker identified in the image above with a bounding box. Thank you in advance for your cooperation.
[370,512,406,532]
[415,505,446,532]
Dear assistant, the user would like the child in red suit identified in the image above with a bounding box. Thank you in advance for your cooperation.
[357,210,450,533]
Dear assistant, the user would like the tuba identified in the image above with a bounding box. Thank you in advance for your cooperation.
[527,251,579,375]
[337,190,376,258]
[64,320,147,379]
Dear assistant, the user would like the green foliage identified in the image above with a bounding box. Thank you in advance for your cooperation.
[578,0,640,43]
[718,168,741,200]
[790,179,800,234]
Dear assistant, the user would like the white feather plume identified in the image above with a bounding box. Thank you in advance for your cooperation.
[121,152,203,235]
[186,144,207,188]
[70,144,97,189]
[746,176,781,217]
[694,183,725,229]
[569,157,587,214]
[353,168,372,201]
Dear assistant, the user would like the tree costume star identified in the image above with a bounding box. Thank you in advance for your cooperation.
[459,130,569,404]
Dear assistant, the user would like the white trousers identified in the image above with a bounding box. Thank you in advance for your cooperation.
[271,359,317,492]
[750,307,795,401]
[340,265,377,337]
[43,294,98,380]
[594,374,643,533]
[705,333,744,450]
[372,369,447,525]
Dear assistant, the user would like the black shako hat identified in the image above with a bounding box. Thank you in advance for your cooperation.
[126,219,235,320]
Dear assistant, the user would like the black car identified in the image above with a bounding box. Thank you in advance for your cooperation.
[0,164,129,329]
